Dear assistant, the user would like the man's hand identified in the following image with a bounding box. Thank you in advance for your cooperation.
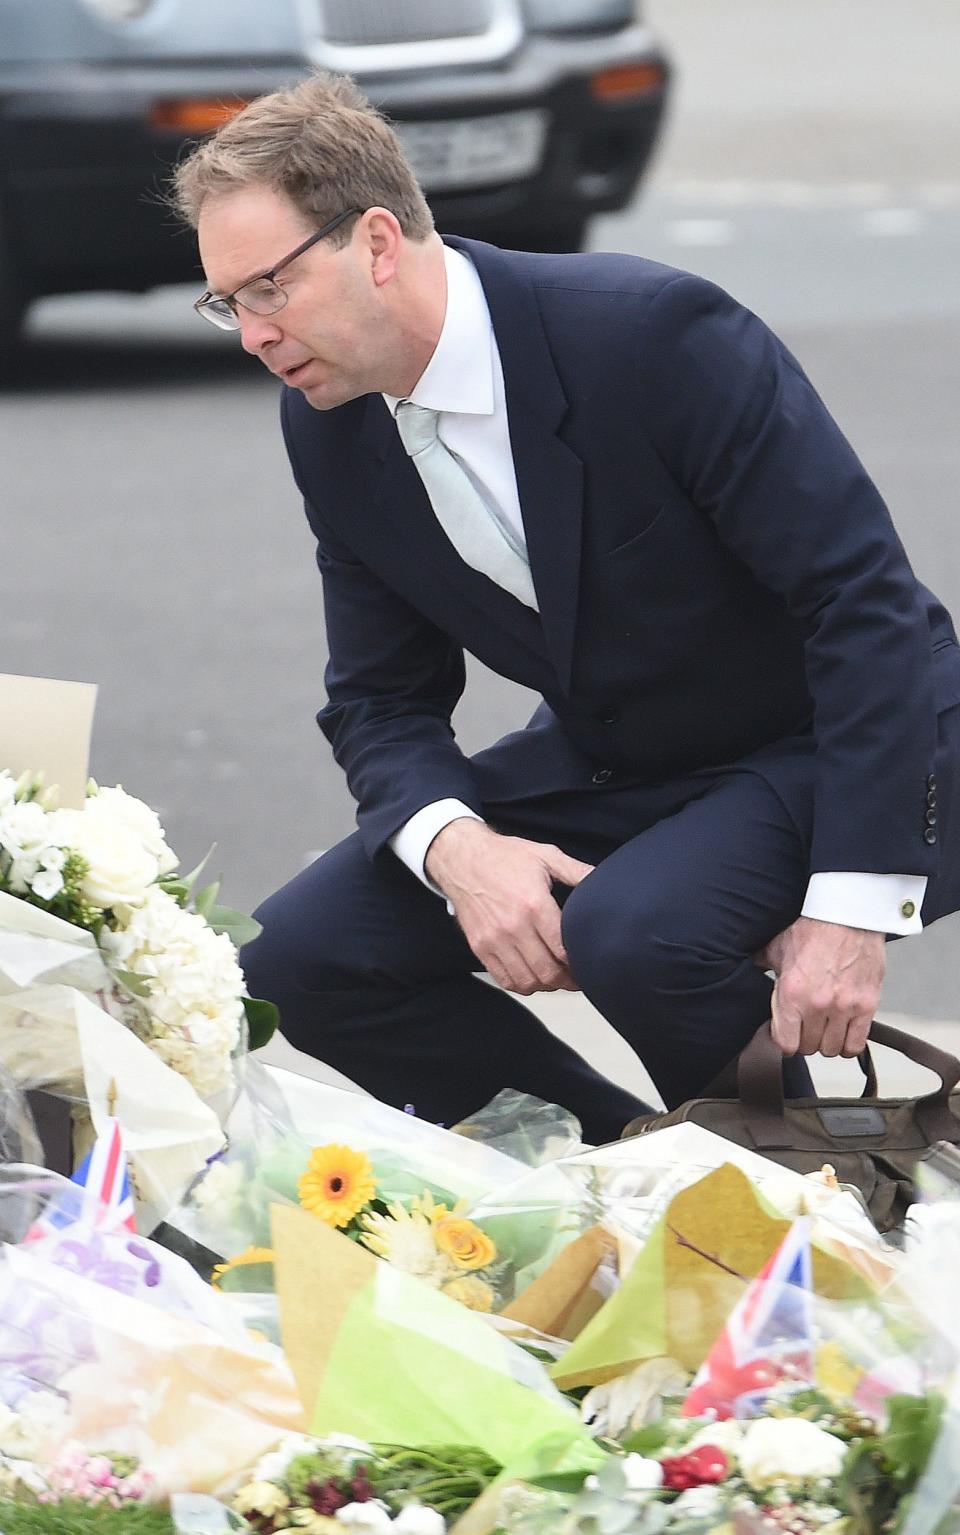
[757,916,886,1058]
[425,819,594,995]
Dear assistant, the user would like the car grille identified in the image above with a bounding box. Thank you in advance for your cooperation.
[319,0,493,46]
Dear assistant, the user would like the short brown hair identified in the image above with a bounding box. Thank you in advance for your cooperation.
[170,71,434,242]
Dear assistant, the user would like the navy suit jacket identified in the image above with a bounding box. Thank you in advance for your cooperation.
[280,236,960,883]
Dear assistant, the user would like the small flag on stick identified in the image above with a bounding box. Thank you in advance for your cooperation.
[23,1116,136,1243]
[683,1216,813,1420]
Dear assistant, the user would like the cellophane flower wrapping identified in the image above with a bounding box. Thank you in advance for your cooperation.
[0,1164,304,1503]
[167,1064,599,1315]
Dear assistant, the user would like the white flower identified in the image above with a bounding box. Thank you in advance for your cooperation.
[325,1433,376,1456]
[359,1205,452,1287]
[580,1358,688,1438]
[671,1486,724,1519]
[737,1417,847,1488]
[0,772,15,810]
[253,1432,324,1484]
[30,868,64,901]
[336,1501,393,1532]
[688,1419,744,1456]
[47,805,159,910]
[622,1454,663,1493]
[0,1391,69,1459]
[393,1506,446,1534]
[85,785,178,875]
[101,885,244,1096]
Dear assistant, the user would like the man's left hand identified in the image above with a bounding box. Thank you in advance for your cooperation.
[757,916,886,1058]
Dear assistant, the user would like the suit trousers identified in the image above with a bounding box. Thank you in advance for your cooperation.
[241,704,960,1146]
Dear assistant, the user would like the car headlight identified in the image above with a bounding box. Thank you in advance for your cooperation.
[521,0,640,32]
[79,0,156,21]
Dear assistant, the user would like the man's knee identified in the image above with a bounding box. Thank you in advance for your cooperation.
[560,872,731,1002]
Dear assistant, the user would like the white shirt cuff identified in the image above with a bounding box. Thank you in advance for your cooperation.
[389,799,483,894]
[801,872,927,935]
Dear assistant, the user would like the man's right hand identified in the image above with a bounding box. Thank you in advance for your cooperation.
[425,819,594,995]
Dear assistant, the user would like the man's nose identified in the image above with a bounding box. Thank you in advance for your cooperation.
[237,309,282,358]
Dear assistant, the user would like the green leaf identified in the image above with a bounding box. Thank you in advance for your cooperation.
[158,878,190,906]
[882,1392,945,1485]
[207,905,262,948]
[179,844,216,894]
[243,995,279,1050]
[113,967,153,999]
[529,1469,594,1494]
[193,879,222,920]
[621,1423,670,1457]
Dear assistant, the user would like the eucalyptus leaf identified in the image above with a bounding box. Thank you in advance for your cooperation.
[596,1459,628,1499]
[208,906,262,948]
[243,995,279,1050]
[599,1500,643,1535]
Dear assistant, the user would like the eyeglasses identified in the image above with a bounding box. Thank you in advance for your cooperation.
[194,207,363,331]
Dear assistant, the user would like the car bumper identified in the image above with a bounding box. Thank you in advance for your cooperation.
[0,26,669,296]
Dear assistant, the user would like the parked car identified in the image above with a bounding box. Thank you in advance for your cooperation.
[0,0,670,345]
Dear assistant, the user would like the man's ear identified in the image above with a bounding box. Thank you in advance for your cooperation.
[364,208,404,288]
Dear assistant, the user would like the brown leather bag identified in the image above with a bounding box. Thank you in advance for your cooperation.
[621,1020,960,1232]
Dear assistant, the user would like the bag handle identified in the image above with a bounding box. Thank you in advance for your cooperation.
[738,1020,960,1147]
[705,1034,879,1101]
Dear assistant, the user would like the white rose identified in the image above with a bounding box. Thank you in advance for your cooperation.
[47,807,159,910]
[622,1454,664,1492]
[86,786,178,875]
[393,1507,446,1534]
[335,1502,394,1532]
[688,1420,744,1456]
[737,1417,847,1488]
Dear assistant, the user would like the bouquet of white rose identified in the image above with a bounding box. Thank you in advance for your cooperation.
[0,768,278,1218]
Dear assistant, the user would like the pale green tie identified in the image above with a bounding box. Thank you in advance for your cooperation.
[395,400,539,611]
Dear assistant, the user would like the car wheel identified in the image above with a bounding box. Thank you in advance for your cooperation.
[502,218,589,254]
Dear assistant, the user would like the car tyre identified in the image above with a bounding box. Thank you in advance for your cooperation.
[0,223,28,370]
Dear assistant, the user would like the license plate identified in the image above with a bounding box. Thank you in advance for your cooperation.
[396,110,547,192]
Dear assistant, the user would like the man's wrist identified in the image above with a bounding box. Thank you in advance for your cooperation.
[424,816,493,889]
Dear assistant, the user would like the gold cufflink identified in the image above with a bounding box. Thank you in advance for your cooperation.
[900,899,916,919]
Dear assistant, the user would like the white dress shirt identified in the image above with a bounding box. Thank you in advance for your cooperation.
[384,246,926,936]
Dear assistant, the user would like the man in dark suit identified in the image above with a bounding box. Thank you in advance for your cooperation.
[175,74,960,1143]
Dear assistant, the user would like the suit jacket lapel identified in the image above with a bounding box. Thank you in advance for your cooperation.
[448,237,584,695]
[361,238,585,695]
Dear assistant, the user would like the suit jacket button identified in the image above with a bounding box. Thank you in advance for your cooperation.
[924,827,938,844]
[928,774,938,790]
[900,899,916,919]
[592,768,613,784]
[926,808,938,826]
[927,789,938,807]
[599,708,620,725]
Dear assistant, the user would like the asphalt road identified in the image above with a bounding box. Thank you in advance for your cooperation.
[3,1,960,1106]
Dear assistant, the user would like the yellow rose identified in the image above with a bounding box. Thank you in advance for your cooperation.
[442,1275,495,1312]
[433,1215,496,1270]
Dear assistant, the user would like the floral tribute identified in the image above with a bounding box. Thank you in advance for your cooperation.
[215,1143,504,1311]
[232,1432,496,1532]
[0,768,277,1098]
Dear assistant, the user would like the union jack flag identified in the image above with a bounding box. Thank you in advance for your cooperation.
[23,1117,137,1243]
[682,1216,813,1420]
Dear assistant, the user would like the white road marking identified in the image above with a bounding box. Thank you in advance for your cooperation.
[860,207,926,236]
[661,179,960,212]
[666,218,736,247]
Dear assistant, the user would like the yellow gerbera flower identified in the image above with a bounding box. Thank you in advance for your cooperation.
[298,1143,377,1228]
[210,1245,275,1289]
[433,1215,497,1270]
